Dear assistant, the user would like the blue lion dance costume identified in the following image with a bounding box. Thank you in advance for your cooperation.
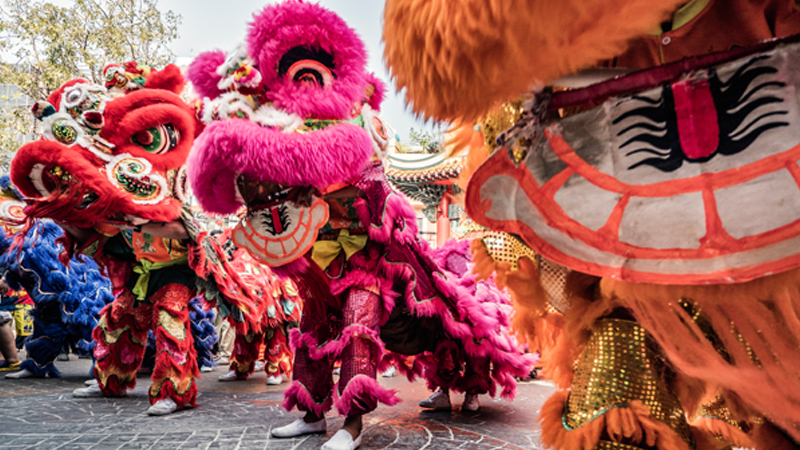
[0,219,114,377]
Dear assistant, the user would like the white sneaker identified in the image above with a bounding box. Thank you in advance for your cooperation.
[84,379,98,386]
[381,365,396,378]
[462,393,480,412]
[254,360,266,372]
[218,370,239,381]
[73,383,117,398]
[5,368,34,379]
[147,398,178,416]
[266,374,283,385]
[419,389,451,410]
[200,365,213,373]
[272,418,326,438]
[321,429,362,450]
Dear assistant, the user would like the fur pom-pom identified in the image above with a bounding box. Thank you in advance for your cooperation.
[187,50,228,100]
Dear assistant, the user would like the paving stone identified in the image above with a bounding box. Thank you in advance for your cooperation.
[0,357,554,449]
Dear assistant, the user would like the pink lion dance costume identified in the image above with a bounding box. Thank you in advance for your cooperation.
[186,1,533,448]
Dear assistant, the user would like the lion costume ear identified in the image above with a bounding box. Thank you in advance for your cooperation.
[143,64,185,94]
[383,0,686,122]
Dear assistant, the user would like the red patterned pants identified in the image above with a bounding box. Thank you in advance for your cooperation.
[92,284,198,407]
[228,323,295,379]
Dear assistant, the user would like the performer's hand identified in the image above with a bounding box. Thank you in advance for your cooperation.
[0,279,11,295]
[55,221,95,244]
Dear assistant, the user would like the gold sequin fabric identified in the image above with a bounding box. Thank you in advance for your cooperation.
[479,232,570,312]
[480,232,536,270]
[481,100,526,153]
[565,319,691,444]
[538,256,570,313]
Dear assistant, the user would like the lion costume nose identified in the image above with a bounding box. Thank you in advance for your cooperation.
[82,111,104,130]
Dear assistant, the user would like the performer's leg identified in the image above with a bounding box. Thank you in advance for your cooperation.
[265,324,293,383]
[0,314,19,368]
[149,283,198,409]
[459,355,490,411]
[92,289,151,396]
[335,287,397,441]
[223,330,261,380]
[276,304,338,440]
[273,309,336,438]
[17,301,68,377]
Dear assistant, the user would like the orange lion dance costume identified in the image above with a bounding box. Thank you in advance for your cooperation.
[385,1,800,449]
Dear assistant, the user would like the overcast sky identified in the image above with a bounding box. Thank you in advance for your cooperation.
[158,0,439,141]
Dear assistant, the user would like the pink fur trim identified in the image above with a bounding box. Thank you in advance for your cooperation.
[247,0,371,119]
[282,380,333,415]
[334,375,401,416]
[187,119,373,215]
[365,73,387,112]
[291,323,385,361]
[187,50,227,100]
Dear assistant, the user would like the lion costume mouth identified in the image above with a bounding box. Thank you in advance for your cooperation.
[10,65,197,228]
[232,175,328,266]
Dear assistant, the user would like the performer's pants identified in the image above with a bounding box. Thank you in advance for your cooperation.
[229,324,295,379]
[293,287,382,416]
[20,301,80,377]
[92,284,198,407]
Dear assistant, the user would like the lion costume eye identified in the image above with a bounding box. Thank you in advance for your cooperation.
[287,59,333,87]
[64,87,85,108]
[131,124,180,154]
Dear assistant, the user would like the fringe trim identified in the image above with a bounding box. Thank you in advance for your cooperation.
[334,374,401,417]
[282,380,334,416]
[601,270,800,443]
[690,416,754,449]
[149,377,198,408]
[540,390,692,450]
[290,324,385,362]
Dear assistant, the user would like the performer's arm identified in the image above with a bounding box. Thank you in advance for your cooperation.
[121,221,190,241]
[56,222,99,245]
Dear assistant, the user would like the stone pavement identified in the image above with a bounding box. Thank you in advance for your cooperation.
[0,354,556,450]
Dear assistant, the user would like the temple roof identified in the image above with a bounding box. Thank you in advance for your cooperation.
[386,152,463,210]
[385,152,463,183]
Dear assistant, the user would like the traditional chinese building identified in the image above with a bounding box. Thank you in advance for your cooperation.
[386,151,464,247]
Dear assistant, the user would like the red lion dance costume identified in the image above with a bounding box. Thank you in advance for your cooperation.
[384,1,800,449]
[9,63,295,416]
[186,1,534,449]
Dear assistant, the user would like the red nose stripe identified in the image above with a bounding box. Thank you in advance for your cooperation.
[270,205,284,235]
[673,79,720,160]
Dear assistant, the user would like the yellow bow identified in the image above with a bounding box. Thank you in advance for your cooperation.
[132,255,188,300]
[311,229,368,270]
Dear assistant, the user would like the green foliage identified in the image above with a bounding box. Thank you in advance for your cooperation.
[407,127,442,154]
[0,0,180,171]
[0,0,181,100]
[0,103,30,170]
